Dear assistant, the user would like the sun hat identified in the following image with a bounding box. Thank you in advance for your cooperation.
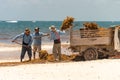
[35,27,40,30]
[49,25,56,30]
[25,28,30,31]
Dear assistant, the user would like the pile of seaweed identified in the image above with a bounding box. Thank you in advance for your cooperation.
[61,16,74,31]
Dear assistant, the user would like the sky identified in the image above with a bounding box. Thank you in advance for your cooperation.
[0,0,120,21]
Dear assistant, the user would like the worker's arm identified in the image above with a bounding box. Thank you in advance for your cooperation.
[58,30,65,35]
[12,33,24,42]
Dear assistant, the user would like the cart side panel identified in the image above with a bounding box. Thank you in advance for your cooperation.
[70,29,113,46]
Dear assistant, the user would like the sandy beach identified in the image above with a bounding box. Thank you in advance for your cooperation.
[1,43,120,80]
[0,59,120,80]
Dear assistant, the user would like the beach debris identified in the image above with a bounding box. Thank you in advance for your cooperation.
[61,16,74,31]
[39,50,48,59]
[72,55,85,61]
[45,53,77,62]
[61,54,71,61]
[1,52,120,66]
[47,54,55,62]
[38,50,77,61]
[83,22,99,30]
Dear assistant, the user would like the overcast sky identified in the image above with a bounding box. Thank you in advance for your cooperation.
[0,0,120,21]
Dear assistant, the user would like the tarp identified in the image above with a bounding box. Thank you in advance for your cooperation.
[114,27,120,51]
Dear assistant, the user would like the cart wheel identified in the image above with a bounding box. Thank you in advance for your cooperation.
[84,48,98,60]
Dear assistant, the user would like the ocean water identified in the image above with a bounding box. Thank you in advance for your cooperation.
[0,21,120,44]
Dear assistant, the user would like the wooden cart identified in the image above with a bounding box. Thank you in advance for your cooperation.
[69,26,120,60]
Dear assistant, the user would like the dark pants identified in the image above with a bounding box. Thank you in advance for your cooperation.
[21,46,32,62]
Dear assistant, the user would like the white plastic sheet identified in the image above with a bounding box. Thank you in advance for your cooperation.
[114,27,120,51]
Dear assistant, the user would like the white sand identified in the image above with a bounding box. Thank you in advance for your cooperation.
[0,47,20,52]
[0,59,120,80]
